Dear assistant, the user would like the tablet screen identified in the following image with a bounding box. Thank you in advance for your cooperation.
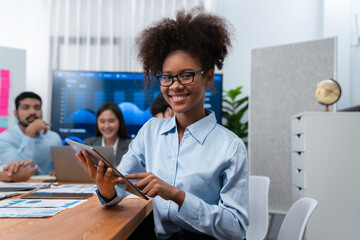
[66,139,149,200]
[21,192,94,199]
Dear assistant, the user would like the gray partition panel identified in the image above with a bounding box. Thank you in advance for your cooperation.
[250,38,336,211]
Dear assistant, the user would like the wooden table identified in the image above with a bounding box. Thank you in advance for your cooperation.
[0,194,153,240]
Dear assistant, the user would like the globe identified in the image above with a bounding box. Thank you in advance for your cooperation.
[315,79,341,111]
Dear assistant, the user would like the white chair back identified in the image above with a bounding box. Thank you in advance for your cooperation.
[277,197,318,240]
[246,176,270,240]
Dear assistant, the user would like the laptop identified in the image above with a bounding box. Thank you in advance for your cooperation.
[51,146,115,182]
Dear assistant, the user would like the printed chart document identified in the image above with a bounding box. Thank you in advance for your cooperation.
[0,199,87,208]
[0,181,51,192]
[0,199,87,218]
[36,184,97,194]
[0,208,65,218]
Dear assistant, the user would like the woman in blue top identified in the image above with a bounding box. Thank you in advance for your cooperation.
[77,7,249,240]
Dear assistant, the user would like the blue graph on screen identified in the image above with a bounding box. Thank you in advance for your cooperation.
[119,102,153,125]
[67,109,96,124]
[51,71,223,140]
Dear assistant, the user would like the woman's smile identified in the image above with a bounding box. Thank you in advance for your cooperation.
[170,94,189,103]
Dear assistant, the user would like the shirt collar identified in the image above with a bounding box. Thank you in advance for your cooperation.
[187,109,217,144]
[160,116,177,135]
[159,109,217,145]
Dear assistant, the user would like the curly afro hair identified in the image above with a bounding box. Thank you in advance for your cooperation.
[135,7,233,81]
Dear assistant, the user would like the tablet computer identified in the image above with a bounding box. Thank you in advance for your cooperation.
[0,187,37,192]
[66,139,149,200]
[21,192,93,199]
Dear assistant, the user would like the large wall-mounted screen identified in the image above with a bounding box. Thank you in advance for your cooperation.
[51,70,223,140]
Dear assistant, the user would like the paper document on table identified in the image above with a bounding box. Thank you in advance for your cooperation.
[0,208,65,217]
[0,192,20,199]
[30,175,57,181]
[125,194,141,199]
[36,184,97,194]
[0,199,87,208]
[0,182,51,192]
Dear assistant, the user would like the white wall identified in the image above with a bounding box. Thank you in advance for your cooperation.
[0,1,31,49]
[323,0,352,110]
[350,0,360,108]
[216,0,323,104]
[0,0,52,122]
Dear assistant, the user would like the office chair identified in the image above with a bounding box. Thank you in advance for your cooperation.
[246,176,270,240]
[277,197,318,240]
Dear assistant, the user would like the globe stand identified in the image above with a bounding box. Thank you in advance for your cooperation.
[324,105,329,112]
[315,79,342,113]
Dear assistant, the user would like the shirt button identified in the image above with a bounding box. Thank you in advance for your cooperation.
[163,203,168,209]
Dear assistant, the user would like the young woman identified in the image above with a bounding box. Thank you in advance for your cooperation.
[83,102,131,166]
[77,7,248,240]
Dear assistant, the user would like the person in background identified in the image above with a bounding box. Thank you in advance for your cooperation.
[0,92,62,175]
[0,159,38,182]
[150,93,174,119]
[83,102,131,166]
[77,7,248,240]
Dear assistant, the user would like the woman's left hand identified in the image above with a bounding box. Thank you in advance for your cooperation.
[126,172,185,207]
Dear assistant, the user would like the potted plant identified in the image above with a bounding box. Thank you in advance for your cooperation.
[222,86,249,147]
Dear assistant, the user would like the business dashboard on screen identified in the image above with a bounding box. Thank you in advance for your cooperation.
[51,70,223,140]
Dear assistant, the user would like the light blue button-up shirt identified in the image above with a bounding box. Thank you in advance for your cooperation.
[98,110,249,239]
[0,125,62,175]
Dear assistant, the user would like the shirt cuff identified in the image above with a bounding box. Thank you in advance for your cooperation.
[96,183,128,206]
[177,192,201,222]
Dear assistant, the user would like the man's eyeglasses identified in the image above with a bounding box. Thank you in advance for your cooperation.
[156,70,204,87]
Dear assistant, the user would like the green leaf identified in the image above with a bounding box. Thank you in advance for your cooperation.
[227,87,243,101]
[233,96,249,109]
[222,106,234,113]
[222,86,249,144]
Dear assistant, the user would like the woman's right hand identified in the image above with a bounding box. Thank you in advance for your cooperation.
[76,151,122,199]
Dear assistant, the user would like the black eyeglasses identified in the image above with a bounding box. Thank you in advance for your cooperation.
[156,70,204,87]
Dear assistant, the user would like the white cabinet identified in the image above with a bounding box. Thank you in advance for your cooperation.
[291,112,360,240]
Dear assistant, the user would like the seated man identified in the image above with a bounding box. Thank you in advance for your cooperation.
[0,92,62,175]
[0,159,38,182]
[150,93,174,118]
